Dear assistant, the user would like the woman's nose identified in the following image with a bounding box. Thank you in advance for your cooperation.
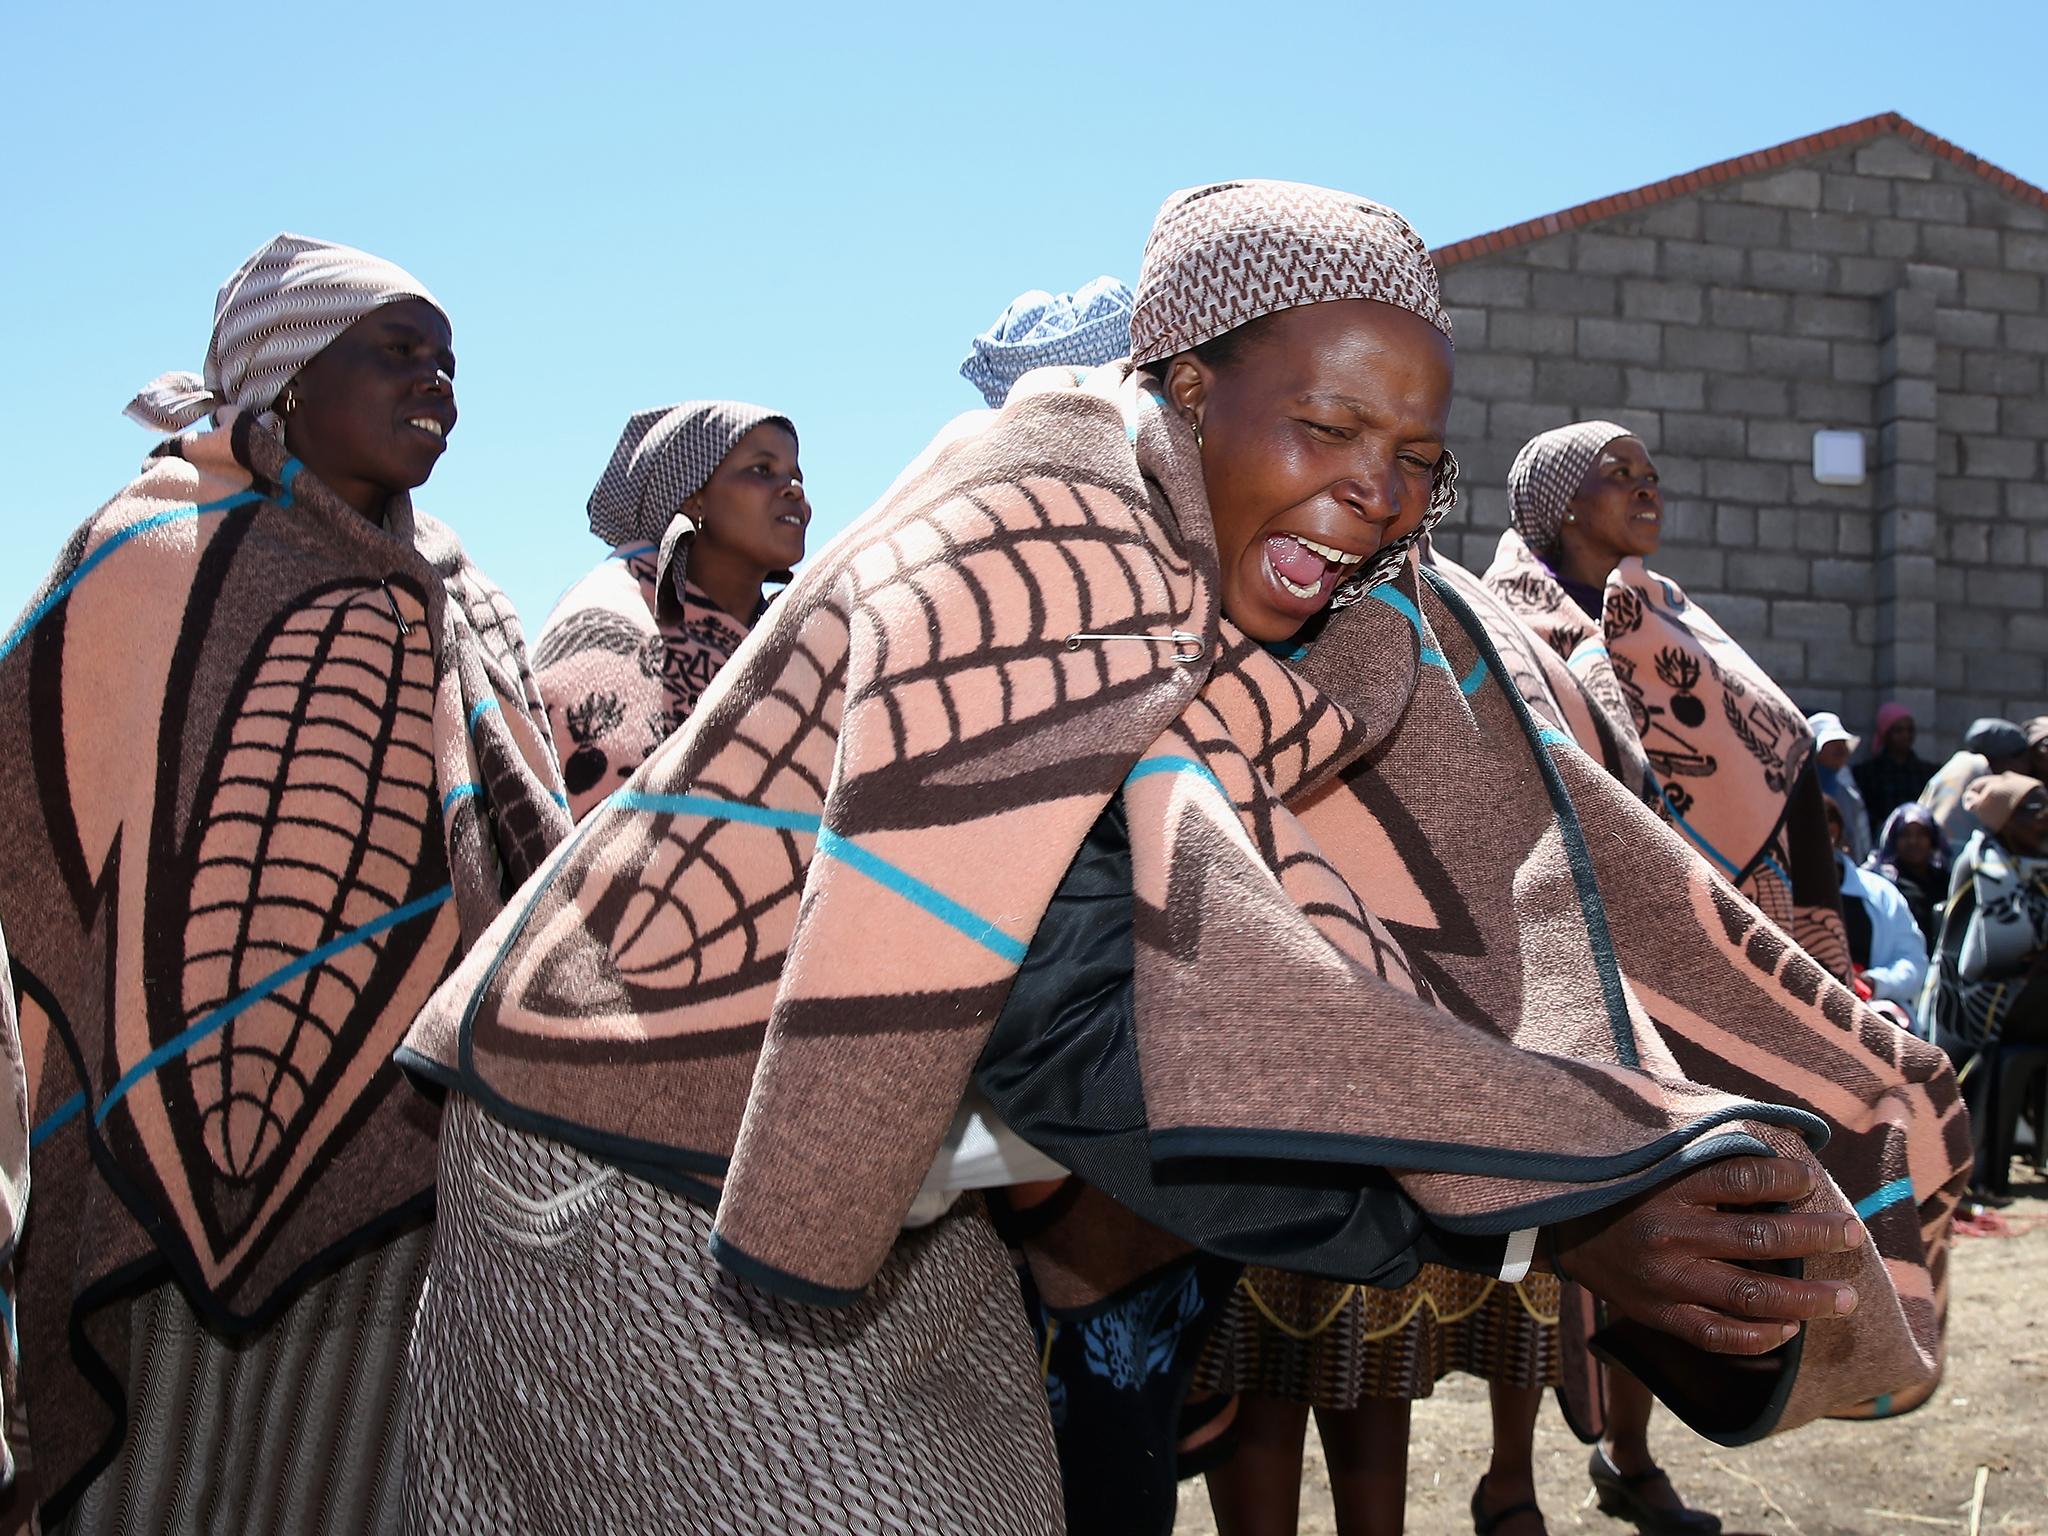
[1335,470,1402,529]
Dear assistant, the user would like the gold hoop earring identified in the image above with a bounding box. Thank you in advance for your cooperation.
[280,387,299,417]
[1186,414,1205,452]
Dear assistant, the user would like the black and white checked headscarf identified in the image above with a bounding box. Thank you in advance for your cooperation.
[125,233,441,432]
[1506,421,1632,553]
[587,401,796,547]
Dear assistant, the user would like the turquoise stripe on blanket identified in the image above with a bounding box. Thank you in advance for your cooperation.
[29,1091,84,1150]
[1366,586,1450,670]
[0,490,267,664]
[1854,1177,1914,1220]
[613,790,1026,961]
[1125,755,1231,799]
[92,886,454,1128]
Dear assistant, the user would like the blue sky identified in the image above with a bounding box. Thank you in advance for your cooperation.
[5,2,2045,633]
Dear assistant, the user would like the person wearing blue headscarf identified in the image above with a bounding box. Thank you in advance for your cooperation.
[959,276,1136,407]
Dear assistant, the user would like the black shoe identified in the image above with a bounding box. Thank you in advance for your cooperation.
[1472,1474,1546,1535]
[1589,1447,1721,1534]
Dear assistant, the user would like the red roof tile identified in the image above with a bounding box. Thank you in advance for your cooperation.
[1432,112,2048,267]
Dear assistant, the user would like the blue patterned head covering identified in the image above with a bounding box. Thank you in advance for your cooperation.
[959,276,1136,407]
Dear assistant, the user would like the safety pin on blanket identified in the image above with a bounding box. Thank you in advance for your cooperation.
[1064,629,1207,664]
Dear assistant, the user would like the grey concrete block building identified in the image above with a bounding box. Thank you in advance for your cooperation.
[1425,112,2048,747]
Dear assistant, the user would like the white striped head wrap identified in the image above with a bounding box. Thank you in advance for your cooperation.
[1506,421,1634,552]
[588,401,795,547]
[125,233,442,433]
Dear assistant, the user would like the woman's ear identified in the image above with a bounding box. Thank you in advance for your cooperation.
[277,364,316,448]
[1161,353,1210,423]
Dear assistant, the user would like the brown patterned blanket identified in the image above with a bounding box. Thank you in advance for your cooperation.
[0,413,568,1508]
[533,521,751,820]
[1483,528,1850,978]
[402,365,1962,1439]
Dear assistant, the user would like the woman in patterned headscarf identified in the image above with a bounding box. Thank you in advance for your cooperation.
[1484,424,1847,975]
[1470,423,1863,1534]
[534,402,809,818]
[395,184,1953,1536]
[0,234,566,1534]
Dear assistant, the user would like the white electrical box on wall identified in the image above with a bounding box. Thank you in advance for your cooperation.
[1812,429,1867,486]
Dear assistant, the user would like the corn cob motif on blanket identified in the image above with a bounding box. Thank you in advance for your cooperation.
[403,363,1965,1444]
[0,413,568,1513]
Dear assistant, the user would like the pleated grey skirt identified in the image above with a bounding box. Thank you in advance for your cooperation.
[401,1095,1061,1536]
[55,1222,429,1535]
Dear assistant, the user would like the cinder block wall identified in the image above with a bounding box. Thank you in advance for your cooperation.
[1429,130,2048,748]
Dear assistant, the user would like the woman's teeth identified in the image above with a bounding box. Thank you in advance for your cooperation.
[408,417,445,438]
[1292,535,1362,566]
[1265,533,1364,602]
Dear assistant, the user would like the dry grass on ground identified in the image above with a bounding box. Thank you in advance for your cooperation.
[1177,1168,2047,1536]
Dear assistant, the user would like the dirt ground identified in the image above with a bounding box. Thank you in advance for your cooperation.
[1176,1167,2047,1536]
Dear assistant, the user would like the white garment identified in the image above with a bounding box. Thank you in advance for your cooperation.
[1838,854,1929,1007]
[903,1090,1070,1227]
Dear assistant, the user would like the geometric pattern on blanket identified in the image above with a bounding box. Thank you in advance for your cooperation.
[1483,527,1850,982]
[532,528,750,821]
[400,364,1964,1439]
[0,411,569,1511]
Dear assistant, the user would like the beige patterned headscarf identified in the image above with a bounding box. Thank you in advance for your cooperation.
[125,233,442,433]
[1506,420,1633,553]
[1129,179,1453,365]
[1129,179,1459,599]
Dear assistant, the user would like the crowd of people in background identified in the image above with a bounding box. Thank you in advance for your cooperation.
[1823,711,2048,1218]
[0,179,2011,1536]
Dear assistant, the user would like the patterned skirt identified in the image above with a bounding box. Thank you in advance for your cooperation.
[54,1223,429,1536]
[1193,1262,1561,1409]
[403,1095,1063,1536]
